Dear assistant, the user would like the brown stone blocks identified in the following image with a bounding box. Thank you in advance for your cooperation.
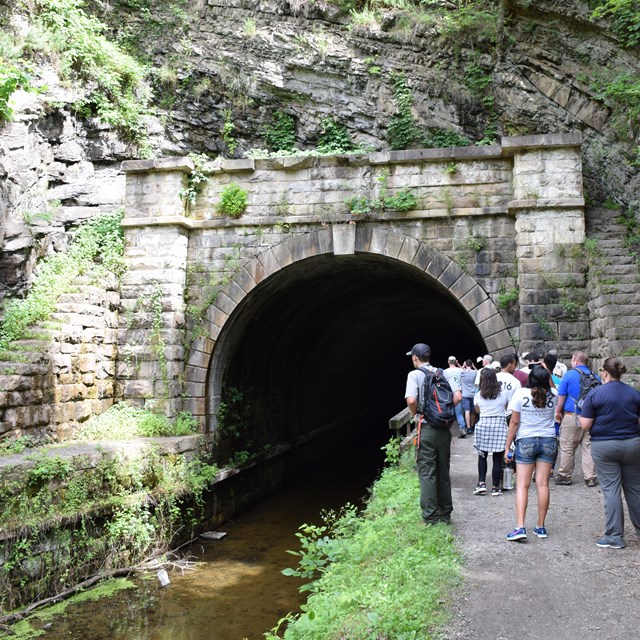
[448,274,477,300]
[438,261,466,289]
[484,330,516,354]
[272,240,294,268]
[382,231,405,259]
[213,290,236,317]
[369,228,391,256]
[355,225,374,253]
[558,322,590,341]
[426,252,449,280]
[412,243,436,271]
[520,322,557,341]
[257,248,281,278]
[234,268,259,295]
[398,236,420,264]
[459,285,489,312]
[205,305,228,331]
[184,381,206,398]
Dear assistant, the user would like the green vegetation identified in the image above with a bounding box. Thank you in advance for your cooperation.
[262,110,297,152]
[6,578,136,639]
[217,183,248,218]
[268,446,461,638]
[222,109,238,156]
[0,440,218,611]
[0,210,125,351]
[0,0,152,143]
[497,283,518,309]
[533,313,557,339]
[0,60,30,122]
[387,72,424,150]
[467,235,485,251]
[74,403,198,440]
[316,117,356,154]
[178,153,211,213]
[591,0,640,47]
[346,171,418,216]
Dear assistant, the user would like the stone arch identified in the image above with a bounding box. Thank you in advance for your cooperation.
[182,225,514,429]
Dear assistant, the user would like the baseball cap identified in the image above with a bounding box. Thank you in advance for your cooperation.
[476,356,484,363]
[448,355,457,363]
[406,343,431,358]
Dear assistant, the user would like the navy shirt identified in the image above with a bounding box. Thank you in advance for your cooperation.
[557,365,599,413]
[580,381,640,441]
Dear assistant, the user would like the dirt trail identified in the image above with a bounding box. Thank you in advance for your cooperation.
[444,435,640,640]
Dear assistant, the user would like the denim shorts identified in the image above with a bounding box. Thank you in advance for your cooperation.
[461,397,474,412]
[515,437,557,464]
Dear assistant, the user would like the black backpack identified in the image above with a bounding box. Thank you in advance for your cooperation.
[418,366,456,428]
[574,369,601,411]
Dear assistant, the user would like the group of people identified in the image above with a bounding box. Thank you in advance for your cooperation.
[405,344,640,548]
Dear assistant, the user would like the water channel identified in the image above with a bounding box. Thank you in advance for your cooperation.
[29,435,386,640]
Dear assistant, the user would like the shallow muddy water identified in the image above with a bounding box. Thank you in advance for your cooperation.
[30,443,384,640]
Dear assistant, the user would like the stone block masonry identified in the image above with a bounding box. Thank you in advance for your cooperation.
[0,277,120,440]
[118,134,587,429]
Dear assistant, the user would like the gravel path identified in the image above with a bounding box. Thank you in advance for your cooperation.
[444,435,640,640]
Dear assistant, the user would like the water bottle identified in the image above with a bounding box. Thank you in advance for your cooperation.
[506,450,514,462]
[503,466,514,490]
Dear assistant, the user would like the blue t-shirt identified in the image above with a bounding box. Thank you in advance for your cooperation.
[557,365,599,413]
[580,381,640,441]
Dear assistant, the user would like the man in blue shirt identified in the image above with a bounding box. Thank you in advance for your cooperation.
[554,351,600,487]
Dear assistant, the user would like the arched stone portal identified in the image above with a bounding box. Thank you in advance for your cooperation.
[118,134,586,458]
[183,226,512,449]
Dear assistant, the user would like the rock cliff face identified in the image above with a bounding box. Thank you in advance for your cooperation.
[1,0,638,295]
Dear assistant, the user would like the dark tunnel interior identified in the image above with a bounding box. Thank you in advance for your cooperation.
[213,252,487,467]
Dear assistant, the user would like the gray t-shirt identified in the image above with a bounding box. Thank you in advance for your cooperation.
[405,365,461,412]
[460,368,477,398]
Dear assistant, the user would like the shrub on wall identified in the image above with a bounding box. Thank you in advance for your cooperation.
[217,183,248,218]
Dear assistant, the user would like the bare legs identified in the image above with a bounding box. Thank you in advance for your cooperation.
[514,460,554,528]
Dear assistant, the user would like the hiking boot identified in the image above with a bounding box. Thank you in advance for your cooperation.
[491,487,502,496]
[585,478,597,487]
[596,536,625,549]
[473,483,486,495]
[533,526,548,539]
[554,476,572,486]
[506,527,527,541]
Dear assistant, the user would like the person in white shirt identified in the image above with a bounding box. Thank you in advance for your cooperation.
[473,368,509,496]
[444,356,467,438]
[474,354,494,388]
[504,366,558,542]
[496,354,522,409]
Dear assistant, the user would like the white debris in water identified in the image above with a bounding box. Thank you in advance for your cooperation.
[157,568,170,587]
[200,531,227,541]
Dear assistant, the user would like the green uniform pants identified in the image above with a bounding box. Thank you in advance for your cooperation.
[416,424,453,524]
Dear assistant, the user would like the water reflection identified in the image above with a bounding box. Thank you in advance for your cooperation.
[34,442,383,640]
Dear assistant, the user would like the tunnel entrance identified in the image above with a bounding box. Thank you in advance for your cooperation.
[208,251,487,472]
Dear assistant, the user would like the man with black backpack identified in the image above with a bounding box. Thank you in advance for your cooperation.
[405,343,462,525]
[554,351,601,487]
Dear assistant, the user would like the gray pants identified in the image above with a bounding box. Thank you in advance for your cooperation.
[591,436,640,545]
